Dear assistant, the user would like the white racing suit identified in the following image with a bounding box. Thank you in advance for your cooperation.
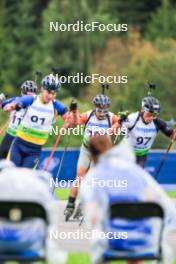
[78,110,116,169]
[80,141,176,264]
[122,112,173,167]
[0,167,67,264]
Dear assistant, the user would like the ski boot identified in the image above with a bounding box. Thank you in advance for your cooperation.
[73,202,83,221]
[64,200,75,221]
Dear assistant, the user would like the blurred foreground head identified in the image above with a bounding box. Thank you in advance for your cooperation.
[89,135,112,163]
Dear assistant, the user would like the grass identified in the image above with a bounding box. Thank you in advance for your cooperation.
[54,187,70,200]
[167,191,176,198]
[54,187,176,200]
[67,253,176,264]
[67,253,91,264]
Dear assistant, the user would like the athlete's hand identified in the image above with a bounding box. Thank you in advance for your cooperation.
[171,128,176,140]
[63,110,79,128]
[3,103,16,112]
[0,93,5,103]
[118,110,129,123]
[108,122,121,135]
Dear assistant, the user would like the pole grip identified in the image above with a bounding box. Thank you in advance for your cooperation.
[69,100,77,113]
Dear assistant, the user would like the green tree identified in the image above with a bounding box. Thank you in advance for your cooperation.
[107,0,161,33]
[33,0,114,97]
[117,39,176,148]
[146,0,176,40]
[0,0,19,93]
[0,0,41,95]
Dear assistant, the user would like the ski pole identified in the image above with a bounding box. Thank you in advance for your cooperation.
[52,135,71,194]
[147,81,156,96]
[44,131,63,171]
[34,70,42,84]
[155,139,174,179]
[44,100,78,171]
[101,83,109,95]
[52,100,77,192]
[0,115,12,135]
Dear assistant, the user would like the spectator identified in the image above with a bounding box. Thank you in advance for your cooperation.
[80,135,176,264]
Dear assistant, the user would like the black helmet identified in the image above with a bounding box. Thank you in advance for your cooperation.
[142,96,160,114]
[41,74,61,92]
[21,80,37,94]
[92,94,111,108]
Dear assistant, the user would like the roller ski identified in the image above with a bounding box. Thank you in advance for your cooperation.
[73,202,83,221]
[64,201,75,221]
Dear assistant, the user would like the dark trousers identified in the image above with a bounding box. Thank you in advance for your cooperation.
[0,133,14,160]
[136,155,147,168]
[9,137,41,168]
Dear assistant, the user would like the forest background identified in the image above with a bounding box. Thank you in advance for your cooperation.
[0,0,176,148]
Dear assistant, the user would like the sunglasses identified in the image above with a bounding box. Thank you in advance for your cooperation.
[145,112,159,118]
[96,108,108,114]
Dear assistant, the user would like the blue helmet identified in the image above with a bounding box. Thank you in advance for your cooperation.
[93,94,111,108]
[41,74,61,92]
[142,96,160,114]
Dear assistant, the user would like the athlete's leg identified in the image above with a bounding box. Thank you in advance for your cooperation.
[8,138,23,167]
[71,145,91,196]
[22,144,41,169]
[70,165,88,198]
[65,145,91,220]
[22,154,40,169]
[0,133,14,160]
[136,155,147,168]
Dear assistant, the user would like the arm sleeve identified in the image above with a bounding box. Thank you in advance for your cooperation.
[112,115,119,125]
[1,97,16,108]
[154,118,173,137]
[13,95,35,108]
[53,100,68,116]
[78,112,88,125]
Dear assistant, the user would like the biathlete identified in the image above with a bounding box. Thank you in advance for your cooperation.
[4,74,78,168]
[112,96,176,167]
[0,80,37,159]
[64,94,121,221]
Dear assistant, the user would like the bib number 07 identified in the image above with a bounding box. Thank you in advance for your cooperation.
[31,115,45,125]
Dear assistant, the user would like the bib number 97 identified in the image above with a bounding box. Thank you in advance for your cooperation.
[136,137,151,145]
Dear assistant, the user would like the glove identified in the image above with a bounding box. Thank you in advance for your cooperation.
[166,119,176,128]
[14,102,23,111]
[69,100,77,113]
[0,93,6,103]
[118,110,129,123]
